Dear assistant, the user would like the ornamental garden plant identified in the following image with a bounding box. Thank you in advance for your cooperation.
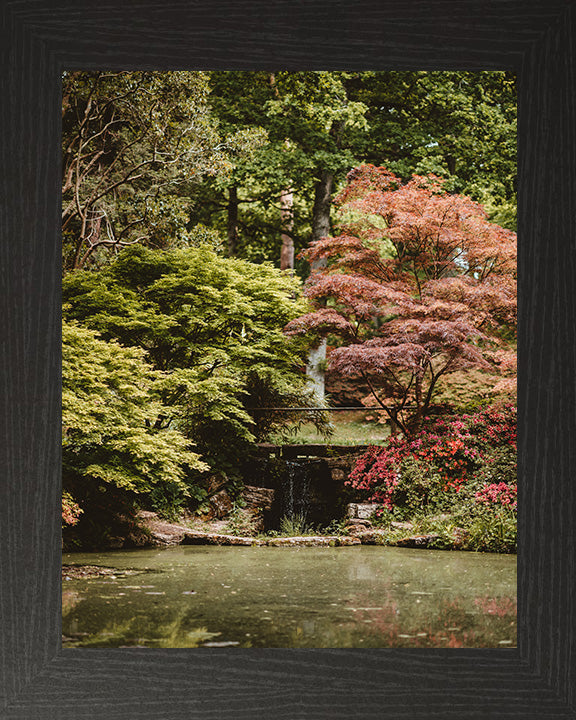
[285,164,517,435]
[347,405,517,552]
[62,244,329,547]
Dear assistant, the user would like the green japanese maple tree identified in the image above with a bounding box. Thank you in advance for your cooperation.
[62,320,207,526]
[63,244,327,467]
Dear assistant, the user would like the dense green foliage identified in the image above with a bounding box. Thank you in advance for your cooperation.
[63,244,324,480]
[198,72,516,266]
[63,321,206,488]
[64,71,513,271]
[186,71,370,266]
[63,320,207,542]
[63,70,515,273]
[349,71,517,229]
[62,70,265,271]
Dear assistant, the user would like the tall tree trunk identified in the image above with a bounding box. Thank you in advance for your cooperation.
[306,170,334,402]
[227,185,239,257]
[279,188,294,270]
[312,170,333,244]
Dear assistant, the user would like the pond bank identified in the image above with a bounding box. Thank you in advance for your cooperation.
[137,511,464,551]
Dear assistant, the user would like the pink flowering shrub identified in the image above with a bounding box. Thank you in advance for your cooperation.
[347,404,517,518]
[475,482,517,509]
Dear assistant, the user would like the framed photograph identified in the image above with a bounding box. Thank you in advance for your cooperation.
[1,0,574,717]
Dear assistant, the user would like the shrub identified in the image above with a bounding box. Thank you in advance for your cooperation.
[389,456,445,516]
[475,481,517,509]
[63,244,329,475]
[346,404,517,550]
[462,506,517,553]
[224,504,260,537]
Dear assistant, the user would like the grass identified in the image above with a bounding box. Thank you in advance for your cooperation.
[370,510,517,553]
[278,513,314,536]
[271,410,390,446]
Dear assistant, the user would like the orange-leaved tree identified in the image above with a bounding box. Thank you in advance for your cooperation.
[285,165,517,435]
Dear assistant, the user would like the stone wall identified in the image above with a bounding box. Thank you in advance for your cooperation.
[247,448,369,529]
[198,446,371,531]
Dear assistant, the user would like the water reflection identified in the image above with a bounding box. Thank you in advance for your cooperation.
[62,546,516,649]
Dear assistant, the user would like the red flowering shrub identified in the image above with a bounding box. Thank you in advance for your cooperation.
[347,404,516,517]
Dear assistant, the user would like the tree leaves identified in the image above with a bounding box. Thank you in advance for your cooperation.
[62,71,264,271]
[62,321,207,498]
[64,244,324,468]
[288,166,517,434]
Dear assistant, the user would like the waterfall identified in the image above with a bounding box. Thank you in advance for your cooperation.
[282,459,317,522]
[261,454,339,531]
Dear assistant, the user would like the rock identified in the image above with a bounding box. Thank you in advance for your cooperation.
[137,511,192,546]
[346,522,373,536]
[346,518,372,527]
[346,502,380,520]
[266,536,361,547]
[208,489,233,519]
[61,565,147,580]
[151,530,186,545]
[355,529,388,545]
[451,527,469,546]
[202,641,240,647]
[183,532,265,546]
[345,518,373,536]
[331,468,346,482]
[200,472,228,496]
[246,510,266,534]
[241,485,275,512]
[336,536,362,546]
[138,510,158,520]
[326,454,366,473]
[394,535,441,548]
[390,521,414,531]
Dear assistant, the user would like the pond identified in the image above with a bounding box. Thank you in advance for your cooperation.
[62,545,516,649]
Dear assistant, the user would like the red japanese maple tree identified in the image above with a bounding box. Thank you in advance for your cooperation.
[286,165,517,435]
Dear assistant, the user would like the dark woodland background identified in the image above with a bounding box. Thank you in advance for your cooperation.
[1,0,575,718]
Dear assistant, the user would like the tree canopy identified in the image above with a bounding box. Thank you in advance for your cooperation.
[63,244,325,470]
[62,71,265,271]
[63,320,207,526]
[348,71,517,229]
[186,70,516,270]
[285,165,517,434]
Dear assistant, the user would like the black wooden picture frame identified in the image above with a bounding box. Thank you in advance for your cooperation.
[1,0,575,717]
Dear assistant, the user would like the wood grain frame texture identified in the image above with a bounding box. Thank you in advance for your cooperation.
[0,0,574,717]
